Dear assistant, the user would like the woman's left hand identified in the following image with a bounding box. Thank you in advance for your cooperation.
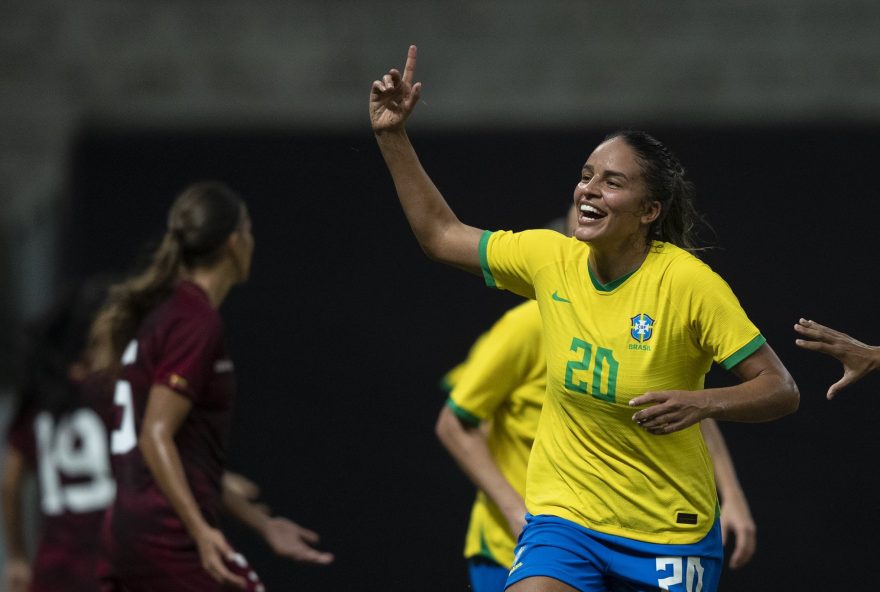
[262,517,335,565]
[629,390,708,435]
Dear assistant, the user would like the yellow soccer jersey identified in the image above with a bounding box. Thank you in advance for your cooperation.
[441,300,546,566]
[479,229,765,545]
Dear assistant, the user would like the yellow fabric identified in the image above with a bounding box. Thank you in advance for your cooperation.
[445,300,545,566]
[483,230,764,545]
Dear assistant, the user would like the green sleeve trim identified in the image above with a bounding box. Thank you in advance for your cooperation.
[721,334,766,370]
[479,230,497,288]
[437,375,454,393]
[445,397,481,427]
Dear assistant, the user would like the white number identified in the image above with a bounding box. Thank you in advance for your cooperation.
[35,410,116,515]
[110,339,138,455]
[656,557,704,592]
[110,381,137,454]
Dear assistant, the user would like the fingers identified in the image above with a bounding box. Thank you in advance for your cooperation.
[298,527,320,543]
[402,44,418,84]
[728,529,757,569]
[205,554,247,589]
[827,374,854,399]
[793,338,833,353]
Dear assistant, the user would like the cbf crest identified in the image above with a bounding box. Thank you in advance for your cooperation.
[630,313,655,343]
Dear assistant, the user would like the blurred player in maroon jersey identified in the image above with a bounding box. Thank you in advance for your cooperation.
[97,181,332,591]
[2,277,117,592]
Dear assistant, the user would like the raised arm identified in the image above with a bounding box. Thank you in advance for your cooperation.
[370,45,484,274]
[794,318,880,399]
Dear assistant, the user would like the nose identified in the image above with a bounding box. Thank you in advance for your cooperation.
[577,177,601,198]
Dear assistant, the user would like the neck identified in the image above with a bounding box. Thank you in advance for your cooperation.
[587,237,651,285]
[185,265,237,308]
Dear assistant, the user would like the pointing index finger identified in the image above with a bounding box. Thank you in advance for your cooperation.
[402,45,418,84]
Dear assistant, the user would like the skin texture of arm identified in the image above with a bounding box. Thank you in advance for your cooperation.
[140,385,246,589]
[221,472,334,565]
[630,344,799,434]
[794,318,880,399]
[370,45,484,274]
[1,447,31,592]
[700,419,756,569]
[436,406,527,537]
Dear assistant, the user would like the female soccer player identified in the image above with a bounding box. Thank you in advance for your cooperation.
[371,46,798,592]
[98,182,332,591]
[437,210,758,592]
[2,278,117,592]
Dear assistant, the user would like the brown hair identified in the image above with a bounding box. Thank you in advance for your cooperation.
[100,181,244,367]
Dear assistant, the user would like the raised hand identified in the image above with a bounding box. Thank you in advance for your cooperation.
[794,318,880,399]
[370,45,422,134]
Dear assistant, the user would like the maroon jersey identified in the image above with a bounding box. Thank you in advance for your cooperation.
[6,371,116,592]
[101,280,236,582]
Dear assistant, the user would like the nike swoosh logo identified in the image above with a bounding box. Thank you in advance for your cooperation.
[552,291,571,303]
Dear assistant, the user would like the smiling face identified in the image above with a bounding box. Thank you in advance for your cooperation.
[571,136,661,251]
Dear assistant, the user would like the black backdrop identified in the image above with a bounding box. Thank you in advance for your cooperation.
[67,125,880,590]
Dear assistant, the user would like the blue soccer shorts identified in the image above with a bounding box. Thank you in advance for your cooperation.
[505,514,722,592]
[468,556,511,592]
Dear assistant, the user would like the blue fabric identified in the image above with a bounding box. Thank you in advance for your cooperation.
[505,514,722,592]
[468,556,510,592]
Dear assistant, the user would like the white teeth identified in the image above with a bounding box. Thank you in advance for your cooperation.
[580,204,604,216]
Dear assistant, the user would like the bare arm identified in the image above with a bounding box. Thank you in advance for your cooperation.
[1,447,31,592]
[221,472,334,565]
[794,318,880,399]
[701,419,755,569]
[435,406,527,537]
[140,385,245,589]
[631,344,799,434]
[370,45,484,274]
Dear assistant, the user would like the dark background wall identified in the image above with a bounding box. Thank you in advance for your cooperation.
[67,125,880,590]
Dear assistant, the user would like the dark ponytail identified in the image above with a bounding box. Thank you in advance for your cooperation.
[605,130,714,252]
[101,181,244,367]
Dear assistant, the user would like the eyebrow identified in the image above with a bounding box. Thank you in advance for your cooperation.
[581,164,630,181]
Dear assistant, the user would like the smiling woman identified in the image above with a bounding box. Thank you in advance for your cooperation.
[370,45,799,592]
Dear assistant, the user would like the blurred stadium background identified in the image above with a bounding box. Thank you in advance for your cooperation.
[2,1,879,589]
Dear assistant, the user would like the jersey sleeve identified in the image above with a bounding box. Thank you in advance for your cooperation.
[153,312,223,402]
[447,304,544,424]
[680,261,766,370]
[479,229,567,299]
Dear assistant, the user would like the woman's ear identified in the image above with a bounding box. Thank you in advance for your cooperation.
[642,201,661,225]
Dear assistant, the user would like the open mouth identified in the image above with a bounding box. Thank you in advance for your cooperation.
[580,203,607,221]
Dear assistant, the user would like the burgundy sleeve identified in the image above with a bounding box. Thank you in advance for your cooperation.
[152,311,222,403]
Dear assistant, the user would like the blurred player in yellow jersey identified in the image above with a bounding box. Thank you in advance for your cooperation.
[436,209,757,592]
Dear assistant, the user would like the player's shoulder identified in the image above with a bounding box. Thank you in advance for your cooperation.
[650,242,717,281]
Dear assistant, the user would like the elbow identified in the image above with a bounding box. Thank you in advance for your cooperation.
[775,374,800,417]
[434,411,451,446]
